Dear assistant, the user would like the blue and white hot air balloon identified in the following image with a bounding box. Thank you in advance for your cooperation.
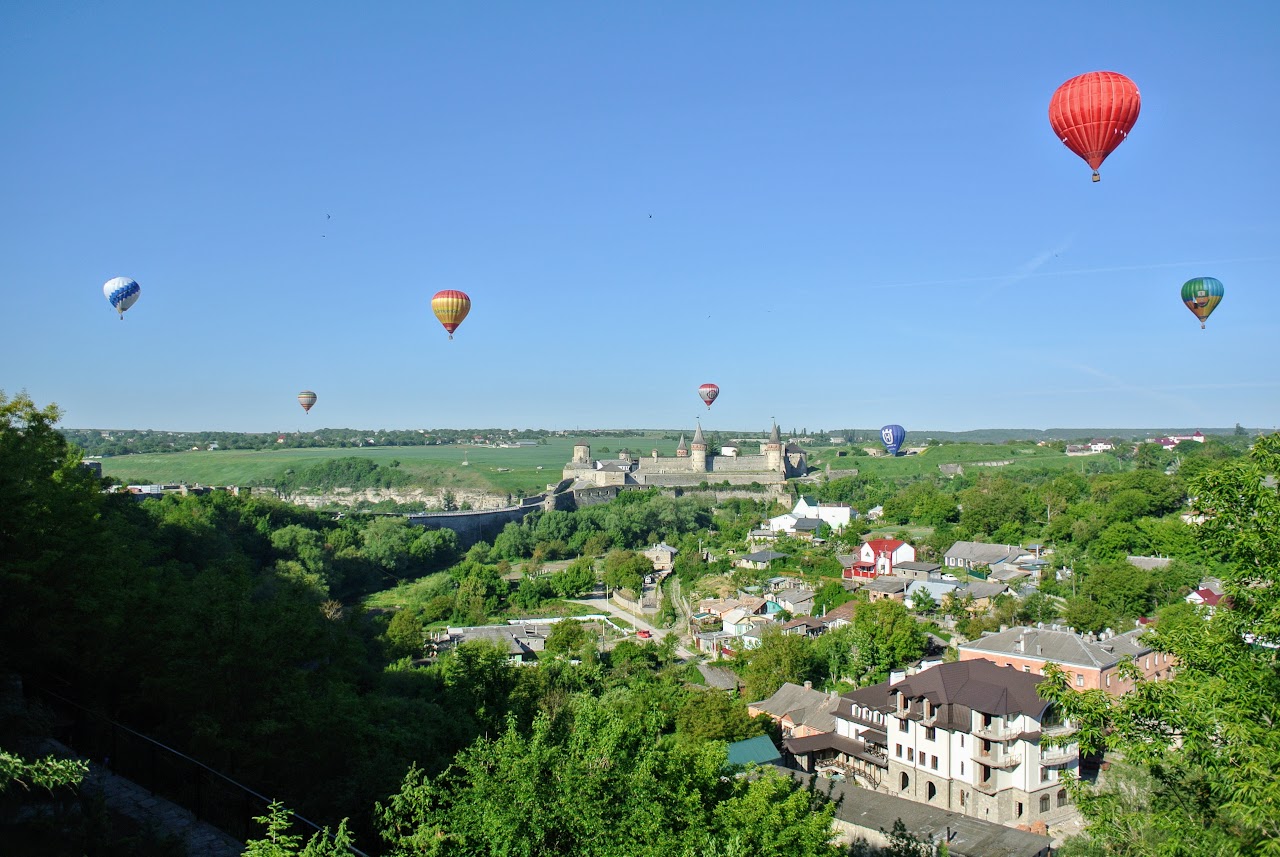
[104,277,141,320]
[880,424,906,457]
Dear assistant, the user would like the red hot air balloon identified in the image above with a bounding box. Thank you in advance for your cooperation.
[1049,71,1141,182]
[698,383,719,409]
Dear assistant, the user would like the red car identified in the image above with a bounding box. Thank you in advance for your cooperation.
[637,630,652,640]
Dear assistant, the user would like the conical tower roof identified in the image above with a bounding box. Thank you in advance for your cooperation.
[769,422,781,444]
[676,434,688,452]
[692,423,706,446]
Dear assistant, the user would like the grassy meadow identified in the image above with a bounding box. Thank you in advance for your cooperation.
[808,442,1100,478]
[99,435,1110,496]
[99,435,684,495]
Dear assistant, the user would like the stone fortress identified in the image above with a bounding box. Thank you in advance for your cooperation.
[562,423,808,488]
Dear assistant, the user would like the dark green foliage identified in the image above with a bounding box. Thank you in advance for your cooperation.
[275,457,412,493]
[375,693,841,857]
[1041,434,1280,855]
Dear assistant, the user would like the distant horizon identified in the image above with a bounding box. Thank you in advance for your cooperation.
[60,423,1260,438]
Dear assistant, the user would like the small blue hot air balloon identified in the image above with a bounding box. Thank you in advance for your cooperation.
[103,277,141,320]
[880,424,906,457]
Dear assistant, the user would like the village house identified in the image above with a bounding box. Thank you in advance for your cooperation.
[893,560,945,581]
[748,681,842,739]
[792,495,856,531]
[957,624,1171,696]
[768,586,816,616]
[804,661,1080,827]
[861,576,910,603]
[944,542,1028,572]
[642,542,678,571]
[735,549,787,571]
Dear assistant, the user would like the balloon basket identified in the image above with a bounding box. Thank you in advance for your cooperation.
[1091,172,1100,182]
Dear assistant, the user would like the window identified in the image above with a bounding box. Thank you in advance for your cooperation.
[1058,789,1069,808]
[1016,801,1024,818]
[1041,767,1051,782]
[900,773,910,791]
[896,744,903,758]
[1075,674,1084,687]
[900,718,909,732]
[907,748,914,762]
[1040,795,1051,813]
[960,791,966,807]
[960,734,965,748]
[960,761,965,775]
[1023,665,1030,672]
[931,755,938,770]
[1106,673,1112,687]
[1145,657,1151,669]
[925,726,936,741]
[927,782,937,801]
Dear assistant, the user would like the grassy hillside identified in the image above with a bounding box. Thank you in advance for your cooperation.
[810,442,1100,478]
[98,436,686,495]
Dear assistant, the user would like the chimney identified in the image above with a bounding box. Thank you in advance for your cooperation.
[804,680,813,690]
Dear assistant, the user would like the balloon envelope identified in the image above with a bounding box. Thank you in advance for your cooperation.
[698,383,720,408]
[103,277,141,319]
[1181,277,1224,330]
[880,424,906,456]
[298,391,317,413]
[432,290,471,339]
[1049,71,1140,179]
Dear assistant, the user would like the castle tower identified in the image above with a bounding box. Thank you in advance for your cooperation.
[765,422,783,473]
[675,434,689,458]
[691,423,708,472]
[572,441,591,465]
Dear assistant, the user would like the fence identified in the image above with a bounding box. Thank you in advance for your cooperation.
[32,684,370,856]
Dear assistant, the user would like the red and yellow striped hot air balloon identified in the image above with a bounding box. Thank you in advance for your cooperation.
[431,290,471,339]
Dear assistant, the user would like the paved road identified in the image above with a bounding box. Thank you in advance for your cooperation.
[570,592,699,660]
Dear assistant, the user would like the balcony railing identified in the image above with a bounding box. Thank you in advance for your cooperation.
[1038,746,1076,766]
[975,748,1022,769]
[1041,722,1073,739]
[973,722,1020,741]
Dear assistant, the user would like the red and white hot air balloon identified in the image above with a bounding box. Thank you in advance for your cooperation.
[698,383,719,409]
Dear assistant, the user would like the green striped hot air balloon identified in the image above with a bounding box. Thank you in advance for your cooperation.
[1180,277,1224,330]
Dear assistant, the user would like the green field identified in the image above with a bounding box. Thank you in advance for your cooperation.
[98,435,683,495]
[100,437,1115,495]
[809,442,1102,478]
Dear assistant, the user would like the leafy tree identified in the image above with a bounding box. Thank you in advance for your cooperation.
[601,549,649,597]
[674,691,764,745]
[909,589,937,616]
[0,747,88,794]
[243,801,358,856]
[1040,434,1280,854]
[544,620,590,656]
[742,627,816,701]
[547,557,596,599]
[375,694,842,857]
[385,608,427,658]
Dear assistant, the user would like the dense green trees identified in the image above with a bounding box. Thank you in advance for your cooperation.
[375,693,840,857]
[1043,434,1280,855]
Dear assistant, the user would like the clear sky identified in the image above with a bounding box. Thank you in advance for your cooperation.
[2,2,1278,434]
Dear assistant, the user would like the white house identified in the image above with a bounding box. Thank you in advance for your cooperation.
[859,538,916,575]
[825,660,1080,826]
[1088,439,1114,453]
[793,496,855,531]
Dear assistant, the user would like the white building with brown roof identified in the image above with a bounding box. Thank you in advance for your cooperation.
[786,661,1080,827]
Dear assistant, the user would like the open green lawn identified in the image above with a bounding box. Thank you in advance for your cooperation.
[98,435,683,495]
[811,442,1092,478]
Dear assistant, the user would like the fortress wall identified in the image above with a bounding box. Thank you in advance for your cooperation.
[707,455,778,473]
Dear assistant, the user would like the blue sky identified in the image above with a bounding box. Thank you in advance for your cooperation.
[2,2,1278,434]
